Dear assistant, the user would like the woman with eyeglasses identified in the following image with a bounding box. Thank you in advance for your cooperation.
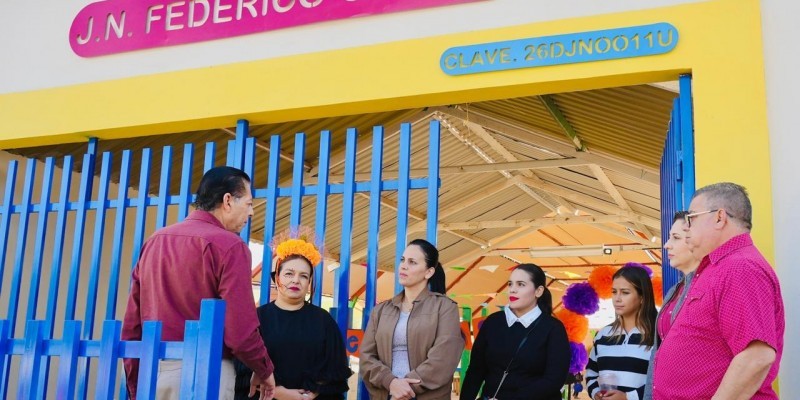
[642,211,702,399]
[460,264,571,400]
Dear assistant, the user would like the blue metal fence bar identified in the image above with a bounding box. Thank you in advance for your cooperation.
[83,152,112,336]
[193,299,225,399]
[95,320,122,400]
[179,320,201,400]
[227,140,236,168]
[364,126,384,323]
[0,160,18,295]
[678,74,695,208]
[155,147,173,230]
[334,128,358,338]
[137,321,163,400]
[77,152,113,399]
[6,160,36,398]
[106,150,132,320]
[131,149,153,273]
[178,144,195,221]
[290,134,306,228]
[660,106,680,296]
[0,321,8,388]
[56,320,81,400]
[8,159,37,334]
[232,120,248,170]
[241,138,256,244]
[312,131,331,306]
[44,156,74,326]
[260,135,282,305]
[17,320,45,400]
[204,142,216,174]
[30,158,57,398]
[41,156,74,398]
[64,154,95,320]
[26,157,55,321]
[359,126,385,400]
[394,123,412,294]
[426,122,441,245]
[68,145,96,325]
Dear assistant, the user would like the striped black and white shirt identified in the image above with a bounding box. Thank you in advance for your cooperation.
[586,325,653,400]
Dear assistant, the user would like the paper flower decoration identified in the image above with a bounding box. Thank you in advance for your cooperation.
[588,265,618,299]
[563,282,600,315]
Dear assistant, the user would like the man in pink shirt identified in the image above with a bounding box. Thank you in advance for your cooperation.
[122,166,275,400]
[652,182,784,400]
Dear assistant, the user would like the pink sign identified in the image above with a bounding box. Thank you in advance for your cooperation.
[69,0,482,57]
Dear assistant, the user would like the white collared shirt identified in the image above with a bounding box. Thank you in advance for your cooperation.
[504,305,542,328]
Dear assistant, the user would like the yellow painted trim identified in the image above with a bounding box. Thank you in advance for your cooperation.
[0,0,774,267]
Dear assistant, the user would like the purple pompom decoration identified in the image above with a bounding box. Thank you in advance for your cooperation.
[569,341,589,374]
[622,262,653,277]
[563,282,600,315]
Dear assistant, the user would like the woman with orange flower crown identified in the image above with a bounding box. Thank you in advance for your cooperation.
[235,227,352,400]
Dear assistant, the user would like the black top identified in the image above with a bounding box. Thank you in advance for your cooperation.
[234,302,352,400]
[460,312,571,400]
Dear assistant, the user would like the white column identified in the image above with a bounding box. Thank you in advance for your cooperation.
[762,0,800,396]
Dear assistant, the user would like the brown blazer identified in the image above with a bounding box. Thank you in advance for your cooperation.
[359,288,465,400]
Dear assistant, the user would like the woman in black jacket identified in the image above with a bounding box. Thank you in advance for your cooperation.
[460,264,571,400]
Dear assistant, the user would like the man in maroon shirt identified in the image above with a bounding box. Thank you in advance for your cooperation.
[652,182,783,400]
[122,166,275,400]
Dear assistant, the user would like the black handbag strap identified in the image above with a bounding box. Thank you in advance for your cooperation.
[490,316,543,399]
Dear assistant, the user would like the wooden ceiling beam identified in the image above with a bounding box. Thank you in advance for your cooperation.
[431,106,659,185]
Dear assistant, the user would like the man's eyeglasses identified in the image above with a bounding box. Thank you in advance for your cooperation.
[684,209,719,228]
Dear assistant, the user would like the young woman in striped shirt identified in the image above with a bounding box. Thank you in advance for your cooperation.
[586,266,657,400]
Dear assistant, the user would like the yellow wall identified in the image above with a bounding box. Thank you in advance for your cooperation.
[0,0,773,260]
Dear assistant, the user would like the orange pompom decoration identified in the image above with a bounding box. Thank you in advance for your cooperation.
[555,308,589,343]
[588,265,618,299]
[651,276,664,307]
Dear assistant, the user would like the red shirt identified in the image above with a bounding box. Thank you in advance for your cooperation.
[122,210,273,398]
[653,233,784,400]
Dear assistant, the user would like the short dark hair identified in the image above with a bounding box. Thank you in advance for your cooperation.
[193,167,251,211]
[692,182,753,230]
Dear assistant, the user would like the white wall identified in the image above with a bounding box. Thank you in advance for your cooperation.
[762,0,800,396]
[0,0,702,94]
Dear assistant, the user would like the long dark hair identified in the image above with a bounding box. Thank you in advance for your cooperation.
[609,266,657,348]
[270,254,315,302]
[408,239,446,294]
[513,263,553,315]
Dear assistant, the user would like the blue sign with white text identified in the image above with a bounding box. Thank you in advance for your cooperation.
[440,23,678,75]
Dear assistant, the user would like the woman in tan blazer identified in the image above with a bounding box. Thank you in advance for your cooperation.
[359,239,465,400]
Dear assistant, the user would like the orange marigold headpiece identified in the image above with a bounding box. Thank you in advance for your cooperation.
[555,308,589,343]
[588,265,618,299]
[270,226,323,267]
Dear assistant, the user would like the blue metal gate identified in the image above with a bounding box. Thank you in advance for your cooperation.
[0,120,442,398]
[660,74,696,291]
